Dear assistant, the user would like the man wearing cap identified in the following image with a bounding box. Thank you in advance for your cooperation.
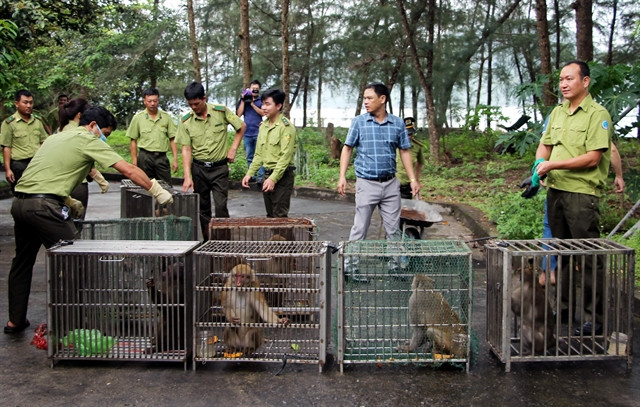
[127,88,178,184]
[177,81,245,240]
[533,60,612,336]
[4,106,174,334]
[1,89,49,192]
[241,88,296,218]
[396,117,425,199]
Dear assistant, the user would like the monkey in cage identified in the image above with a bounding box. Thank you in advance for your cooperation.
[222,264,289,356]
[146,260,186,353]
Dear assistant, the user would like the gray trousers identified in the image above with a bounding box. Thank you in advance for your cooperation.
[349,177,401,240]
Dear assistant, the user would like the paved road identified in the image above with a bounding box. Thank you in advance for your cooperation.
[0,181,637,406]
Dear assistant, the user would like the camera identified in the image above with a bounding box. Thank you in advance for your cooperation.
[242,88,253,102]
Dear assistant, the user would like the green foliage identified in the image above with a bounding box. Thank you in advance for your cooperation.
[441,130,497,162]
[589,62,640,136]
[462,104,508,132]
[0,19,20,93]
[494,120,543,157]
[485,191,546,239]
[608,231,640,289]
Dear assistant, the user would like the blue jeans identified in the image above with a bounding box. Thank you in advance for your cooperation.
[542,199,557,271]
[243,135,264,179]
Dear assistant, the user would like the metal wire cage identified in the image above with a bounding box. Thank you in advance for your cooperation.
[208,217,317,241]
[120,179,200,240]
[46,240,201,369]
[193,240,331,372]
[337,239,473,372]
[76,216,193,241]
[485,238,634,372]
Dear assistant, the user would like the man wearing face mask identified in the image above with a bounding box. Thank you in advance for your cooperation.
[4,106,174,335]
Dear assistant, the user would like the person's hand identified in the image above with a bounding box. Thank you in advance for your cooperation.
[615,175,625,193]
[91,170,110,193]
[182,177,193,193]
[171,159,179,173]
[337,176,347,197]
[148,178,174,205]
[410,179,421,197]
[242,89,253,102]
[64,196,85,219]
[5,169,14,183]
[520,176,539,199]
[241,175,251,188]
[262,178,275,192]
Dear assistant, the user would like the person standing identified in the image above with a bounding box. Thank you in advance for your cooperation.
[241,89,297,217]
[1,89,49,192]
[127,88,178,184]
[176,81,245,240]
[45,94,68,134]
[396,117,425,199]
[533,60,612,335]
[4,106,173,334]
[236,79,265,182]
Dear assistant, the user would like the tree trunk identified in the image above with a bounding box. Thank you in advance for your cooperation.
[302,73,309,127]
[239,0,252,87]
[606,0,618,66]
[281,0,291,117]
[554,0,560,69]
[355,68,369,116]
[572,0,593,61]
[317,49,324,128]
[186,0,202,82]
[536,0,557,107]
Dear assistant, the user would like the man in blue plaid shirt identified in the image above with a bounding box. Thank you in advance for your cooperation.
[338,82,421,240]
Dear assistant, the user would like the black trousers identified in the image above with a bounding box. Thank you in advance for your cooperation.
[9,158,31,192]
[191,162,229,240]
[263,169,295,218]
[8,196,76,325]
[138,149,172,184]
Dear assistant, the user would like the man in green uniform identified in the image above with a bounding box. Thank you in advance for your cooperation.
[241,88,297,218]
[176,81,245,239]
[4,106,174,334]
[1,89,49,192]
[127,88,178,184]
[396,117,425,199]
[533,60,611,336]
[45,93,68,134]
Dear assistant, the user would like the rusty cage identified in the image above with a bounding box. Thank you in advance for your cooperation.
[337,239,473,372]
[192,240,331,372]
[120,179,200,240]
[76,216,193,241]
[485,238,634,372]
[47,240,201,369]
[208,217,317,241]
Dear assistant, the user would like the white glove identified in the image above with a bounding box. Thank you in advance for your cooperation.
[92,170,110,193]
[148,178,174,205]
[64,196,86,219]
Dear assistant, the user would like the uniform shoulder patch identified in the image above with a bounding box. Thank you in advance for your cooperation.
[601,120,609,130]
[182,112,193,122]
[212,104,226,112]
[281,117,290,126]
[5,116,15,124]
[32,113,42,120]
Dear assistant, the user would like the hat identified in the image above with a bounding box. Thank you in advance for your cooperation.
[404,117,416,135]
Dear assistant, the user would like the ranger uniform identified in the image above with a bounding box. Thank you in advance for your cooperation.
[0,111,48,191]
[247,113,297,217]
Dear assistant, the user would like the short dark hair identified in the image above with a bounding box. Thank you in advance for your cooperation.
[59,98,91,131]
[57,94,68,101]
[143,88,159,98]
[365,82,390,102]
[184,81,205,100]
[79,106,118,130]
[261,88,286,109]
[14,89,32,102]
[563,60,590,79]
[249,79,261,87]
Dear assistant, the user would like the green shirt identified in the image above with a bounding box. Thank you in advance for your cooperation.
[396,135,425,184]
[175,103,243,162]
[16,127,123,197]
[248,113,297,183]
[0,112,48,160]
[540,93,611,197]
[126,108,177,152]
[46,107,59,133]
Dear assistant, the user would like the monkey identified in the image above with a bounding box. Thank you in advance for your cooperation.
[397,274,467,358]
[510,262,555,355]
[221,264,289,355]
[146,261,186,354]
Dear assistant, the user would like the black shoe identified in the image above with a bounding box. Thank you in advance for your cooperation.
[574,321,602,336]
[4,320,30,334]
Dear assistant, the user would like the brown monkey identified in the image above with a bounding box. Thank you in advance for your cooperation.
[510,264,555,354]
[146,261,185,353]
[398,274,467,358]
[221,264,289,355]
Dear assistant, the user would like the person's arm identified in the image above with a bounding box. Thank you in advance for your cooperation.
[181,145,194,192]
[170,138,179,173]
[399,148,421,196]
[611,143,624,193]
[250,102,265,116]
[227,122,246,163]
[112,160,172,204]
[3,146,13,183]
[536,150,603,178]
[236,99,245,116]
[337,145,354,197]
[130,139,138,166]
